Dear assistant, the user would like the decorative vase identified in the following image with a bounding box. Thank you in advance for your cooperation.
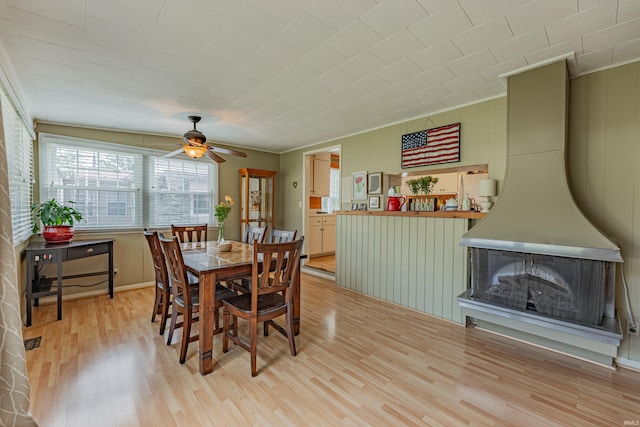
[217,221,225,243]
[43,225,74,243]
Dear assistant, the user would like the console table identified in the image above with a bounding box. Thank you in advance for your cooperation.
[25,239,114,326]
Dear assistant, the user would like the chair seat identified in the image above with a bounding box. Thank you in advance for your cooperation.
[175,284,235,308]
[223,293,285,315]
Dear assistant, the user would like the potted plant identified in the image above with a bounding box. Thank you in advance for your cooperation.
[418,175,439,195]
[31,198,84,243]
[405,179,420,195]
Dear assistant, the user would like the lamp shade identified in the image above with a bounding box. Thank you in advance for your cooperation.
[182,144,207,159]
[478,178,497,197]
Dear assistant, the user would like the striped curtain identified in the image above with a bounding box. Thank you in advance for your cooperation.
[0,102,36,425]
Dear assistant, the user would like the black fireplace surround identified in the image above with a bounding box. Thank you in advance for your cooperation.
[470,248,608,326]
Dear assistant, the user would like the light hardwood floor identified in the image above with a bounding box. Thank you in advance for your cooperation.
[23,273,640,426]
[304,254,335,273]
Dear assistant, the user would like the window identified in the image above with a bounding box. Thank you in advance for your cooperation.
[1,87,34,245]
[146,157,216,227]
[39,134,217,230]
[322,167,340,213]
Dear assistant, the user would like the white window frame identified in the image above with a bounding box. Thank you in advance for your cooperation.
[38,133,217,230]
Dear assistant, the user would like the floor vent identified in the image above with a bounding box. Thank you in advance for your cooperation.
[24,337,41,351]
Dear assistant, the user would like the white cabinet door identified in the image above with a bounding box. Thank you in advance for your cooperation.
[322,222,336,252]
[312,154,330,196]
[432,173,458,194]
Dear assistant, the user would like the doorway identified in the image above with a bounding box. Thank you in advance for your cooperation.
[302,146,341,275]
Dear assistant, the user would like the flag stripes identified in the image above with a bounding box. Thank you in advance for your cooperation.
[401,123,460,168]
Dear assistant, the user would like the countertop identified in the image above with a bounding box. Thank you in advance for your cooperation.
[335,210,485,219]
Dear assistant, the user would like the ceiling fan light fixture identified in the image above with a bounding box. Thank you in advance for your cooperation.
[183,115,207,144]
[182,144,208,158]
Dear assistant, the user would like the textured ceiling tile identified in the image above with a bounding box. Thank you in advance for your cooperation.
[409,3,473,47]
[369,30,424,65]
[410,40,463,71]
[451,16,513,56]
[478,57,528,82]
[377,59,423,82]
[410,65,456,87]
[8,0,85,26]
[85,15,148,55]
[360,0,428,38]
[243,0,311,24]
[221,4,283,47]
[618,0,640,22]
[472,79,507,100]
[306,0,374,30]
[491,28,549,63]
[459,0,530,25]
[83,43,139,71]
[524,38,584,66]
[442,72,487,93]
[277,62,322,86]
[147,24,213,61]
[613,37,640,62]
[252,39,305,68]
[576,46,614,71]
[546,2,617,45]
[505,0,578,36]
[325,19,383,57]
[87,0,162,34]
[9,7,84,49]
[446,49,497,77]
[298,44,349,73]
[277,12,334,51]
[339,51,387,78]
[17,35,82,63]
[583,18,640,51]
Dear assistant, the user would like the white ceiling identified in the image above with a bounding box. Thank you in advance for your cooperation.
[1,0,639,153]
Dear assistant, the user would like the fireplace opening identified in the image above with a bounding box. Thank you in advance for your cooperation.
[471,248,608,326]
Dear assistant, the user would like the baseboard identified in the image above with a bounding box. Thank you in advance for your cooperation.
[616,357,640,372]
[301,267,335,281]
[37,281,154,304]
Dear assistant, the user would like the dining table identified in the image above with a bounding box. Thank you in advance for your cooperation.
[180,240,303,375]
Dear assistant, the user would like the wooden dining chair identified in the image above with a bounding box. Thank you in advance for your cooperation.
[243,226,267,244]
[222,237,304,376]
[268,229,297,243]
[144,229,172,335]
[160,235,236,364]
[171,224,208,243]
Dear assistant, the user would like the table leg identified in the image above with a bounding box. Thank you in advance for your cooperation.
[56,256,63,321]
[198,271,216,375]
[108,241,114,298]
[293,259,301,335]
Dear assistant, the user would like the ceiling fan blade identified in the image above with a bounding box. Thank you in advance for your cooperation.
[162,148,184,158]
[205,149,226,163]
[209,146,247,158]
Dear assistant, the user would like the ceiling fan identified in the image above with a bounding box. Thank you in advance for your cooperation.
[163,115,247,163]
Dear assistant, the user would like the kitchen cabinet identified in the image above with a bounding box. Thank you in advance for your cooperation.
[239,168,276,238]
[432,172,458,194]
[307,153,330,196]
[307,215,336,256]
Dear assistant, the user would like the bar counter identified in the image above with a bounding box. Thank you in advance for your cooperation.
[336,210,485,219]
[334,210,483,323]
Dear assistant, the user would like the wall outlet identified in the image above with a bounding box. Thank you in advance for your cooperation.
[113,267,119,275]
[628,321,639,336]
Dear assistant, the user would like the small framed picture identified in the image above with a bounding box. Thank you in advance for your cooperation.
[368,172,382,194]
[369,196,380,210]
[359,203,367,211]
[352,171,367,200]
[351,203,359,211]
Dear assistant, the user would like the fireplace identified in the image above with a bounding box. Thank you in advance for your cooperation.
[470,248,613,327]
[457,59,623,366]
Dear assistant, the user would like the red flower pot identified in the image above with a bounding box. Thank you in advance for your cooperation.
[42,225,75,243]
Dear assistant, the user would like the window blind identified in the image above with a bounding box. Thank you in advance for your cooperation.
[1,89,34,245]
[146,157,216,227]
[38,134,217,230]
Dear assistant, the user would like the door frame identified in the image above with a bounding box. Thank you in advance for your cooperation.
[301,144,341,262]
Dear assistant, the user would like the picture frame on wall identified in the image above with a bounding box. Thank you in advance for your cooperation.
[359,203,367,211]
[352,171,367,199]
[351,203,359,211]
[368,172,382,194]
[369,196,380,210]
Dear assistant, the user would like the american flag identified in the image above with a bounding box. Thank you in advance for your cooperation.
[401,123,460,168]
